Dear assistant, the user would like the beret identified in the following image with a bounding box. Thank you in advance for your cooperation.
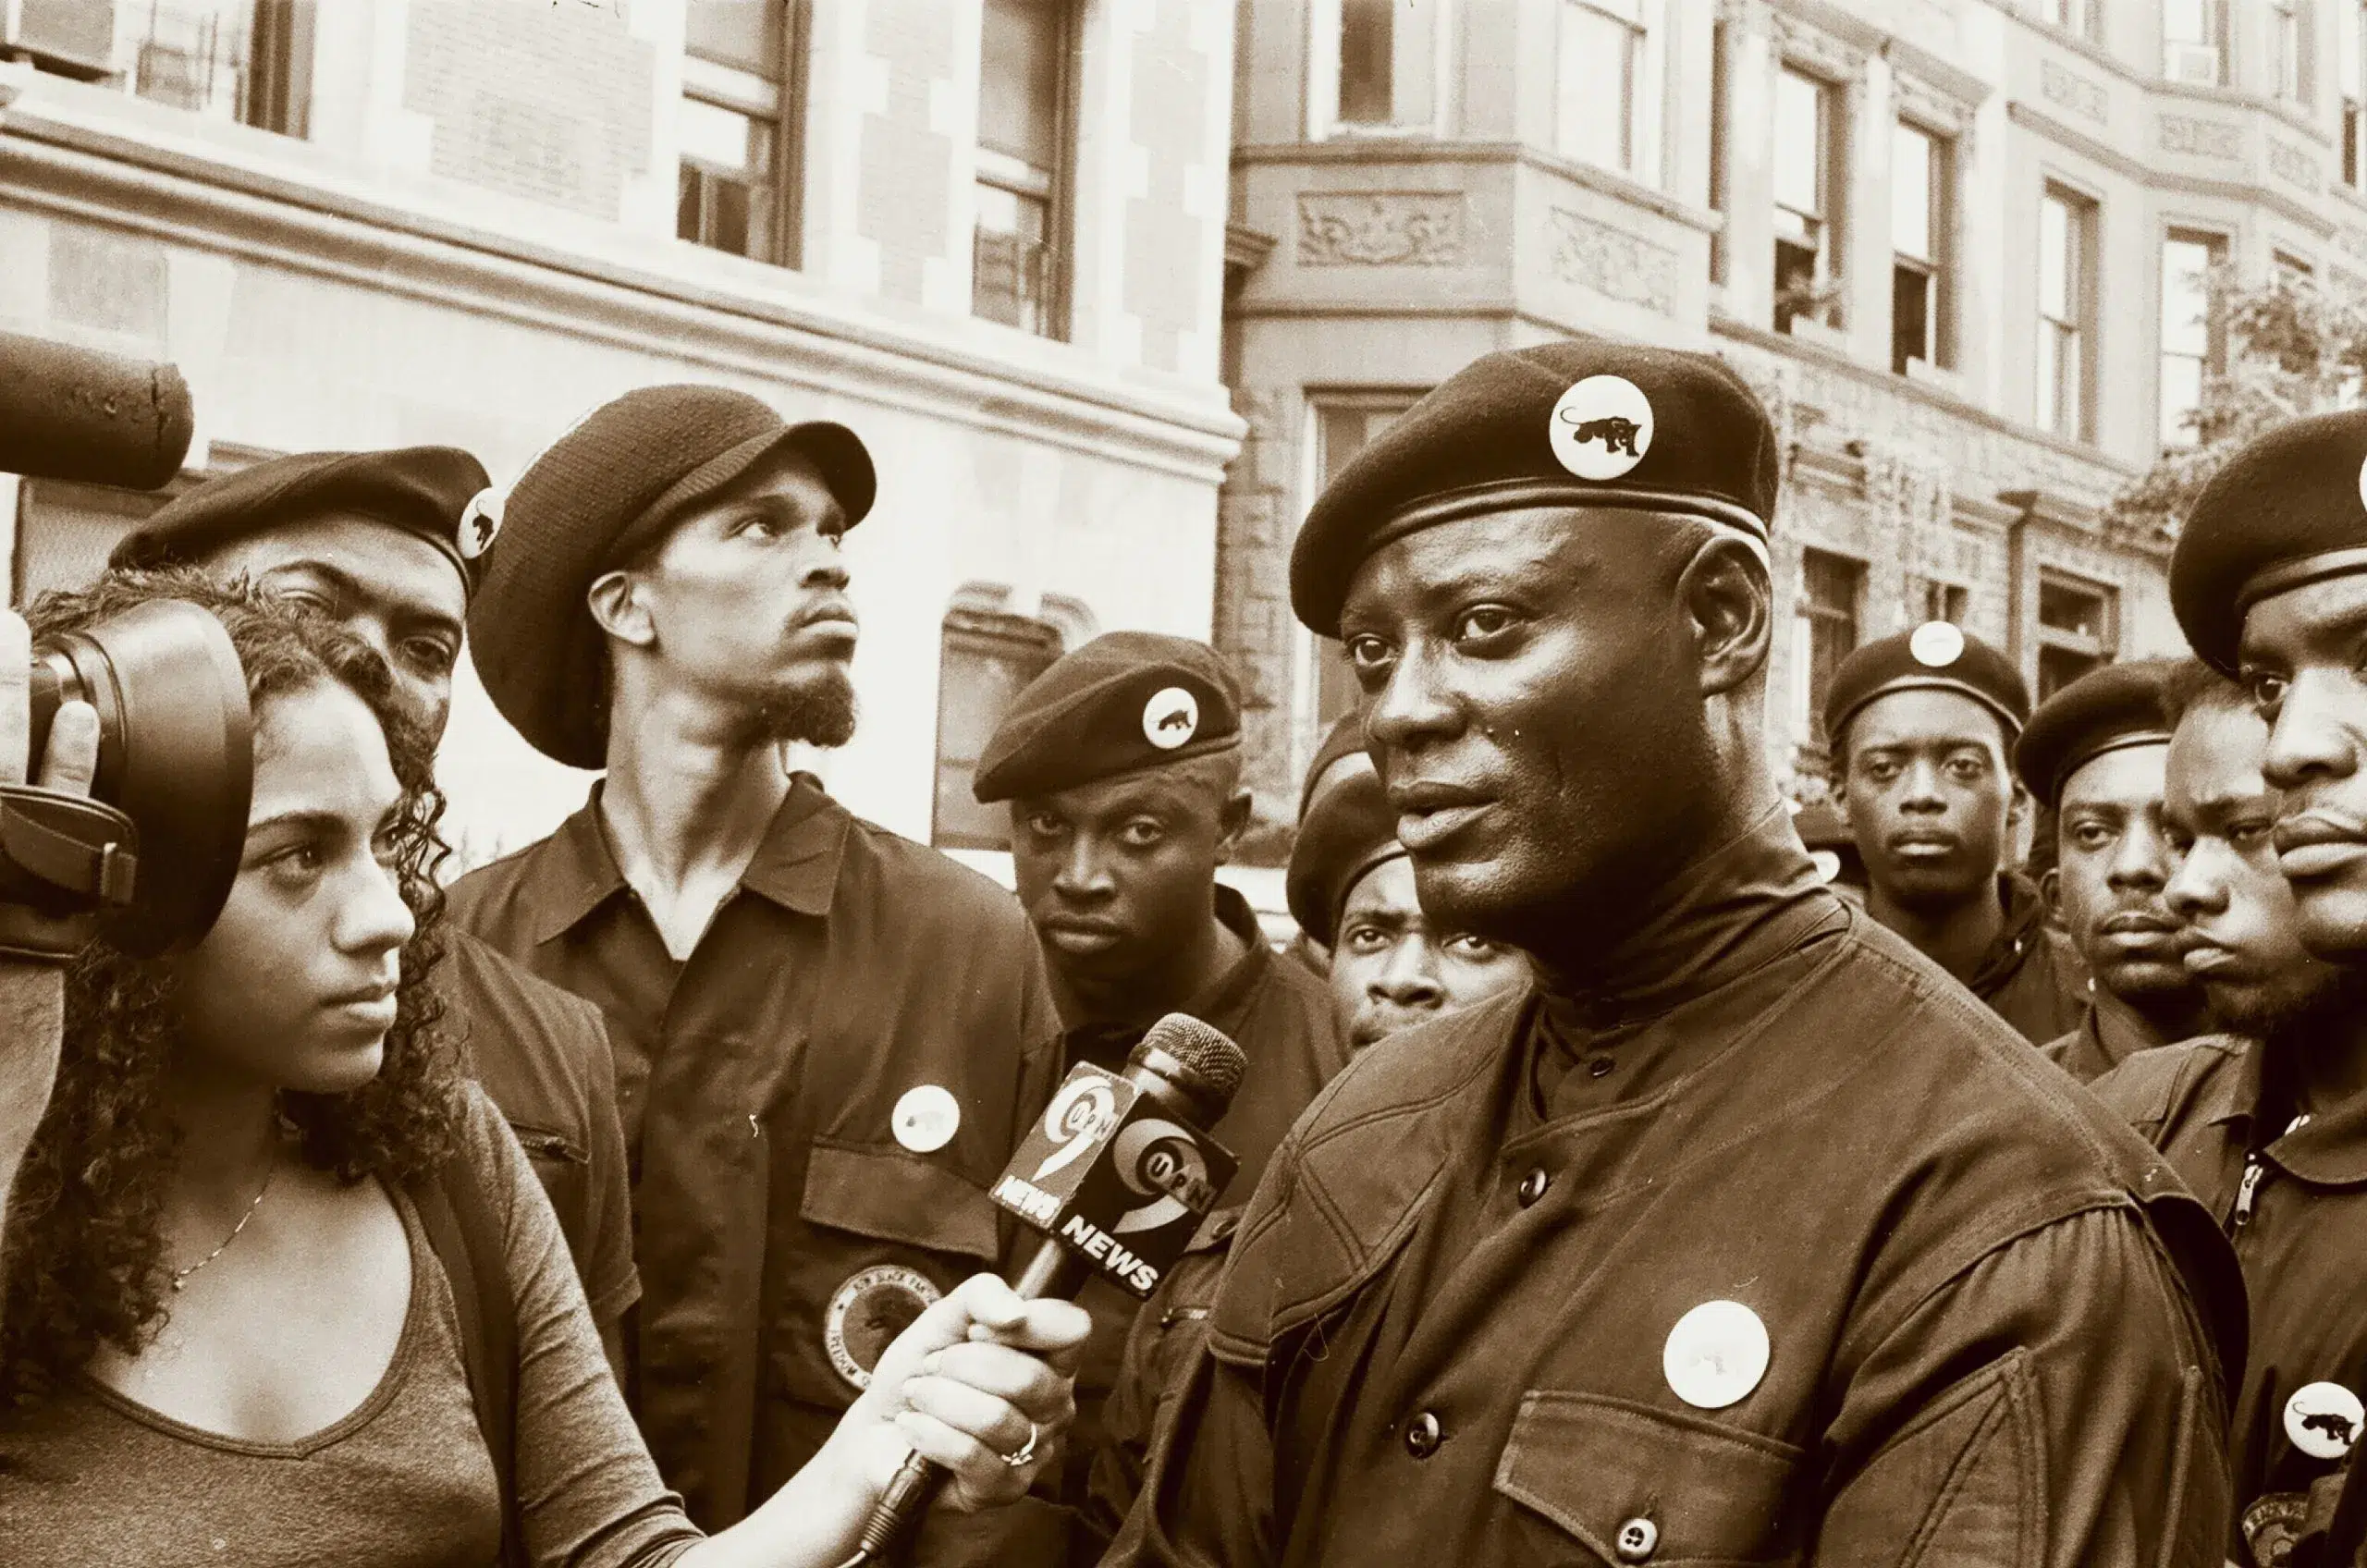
[1298,708,1370,821]
[972,631,1242,803]
[468,385,877,768]
[1284,757,1401,949]
[2013,659,2178,811]
[1824,621,2030,749]
[111,447,491,589]
[2171,410,2367,673]
[1291,337,1782,637]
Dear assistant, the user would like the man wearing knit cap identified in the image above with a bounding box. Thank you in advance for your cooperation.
[445,386,1067,1556]
[974,631,1347,1561]
[1824,623,2086,1043]
[105,448,640,1366]
[2014,660,2207,1082]
[2163,408,2367,1567]
[1108,337,2238,1566]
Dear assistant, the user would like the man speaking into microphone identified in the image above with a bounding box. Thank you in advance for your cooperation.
[1107,339,2239,1565]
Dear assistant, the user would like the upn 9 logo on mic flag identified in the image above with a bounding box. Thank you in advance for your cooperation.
[987,1061,1238,1297]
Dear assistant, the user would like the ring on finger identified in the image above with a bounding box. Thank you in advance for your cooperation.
[1000,1421,1041,1469]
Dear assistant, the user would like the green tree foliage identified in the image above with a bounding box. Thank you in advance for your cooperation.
[2108,267,2367,545]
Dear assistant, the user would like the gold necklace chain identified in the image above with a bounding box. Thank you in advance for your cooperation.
[170,1147,279,1293]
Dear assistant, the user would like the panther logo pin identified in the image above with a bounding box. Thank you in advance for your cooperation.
[1550,375,1655,482]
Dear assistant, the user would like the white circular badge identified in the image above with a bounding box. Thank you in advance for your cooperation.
[1143,687,1199,750]
[825,1266,941,1391]
[891,1084,961,1154]
[457,487,505,560]
[1662,1300,1770,1410]
[1549,375,1655,482]
[1908,620,1966,668]
[2286,1381,2365,1460]
[2357,454,2367,515]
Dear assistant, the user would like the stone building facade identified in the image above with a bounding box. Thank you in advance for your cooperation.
[1218,0,2367,826]
[0,0,1240,867]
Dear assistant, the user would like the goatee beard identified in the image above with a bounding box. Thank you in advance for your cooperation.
[752,668,857,749]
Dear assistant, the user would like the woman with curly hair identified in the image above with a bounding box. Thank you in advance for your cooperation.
[0,571,1085,1567]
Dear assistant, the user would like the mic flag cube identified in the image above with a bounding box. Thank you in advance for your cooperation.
[988,1060,1239,1298]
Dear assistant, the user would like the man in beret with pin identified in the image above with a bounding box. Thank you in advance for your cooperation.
[444,386,1068,1557]
[2014,660,2209,1081]
[972,630,1348,1560]
[1824,623,2088,1043]
[106,447,641,1366]
[1106,337,2238,1565]
[2150,408,2367,1567]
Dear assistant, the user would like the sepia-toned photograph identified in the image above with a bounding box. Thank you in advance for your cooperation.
[5,0,2367,1562]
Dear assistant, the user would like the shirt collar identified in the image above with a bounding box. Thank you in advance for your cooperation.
[524,772,847,945]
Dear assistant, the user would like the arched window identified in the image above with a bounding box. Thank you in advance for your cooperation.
[932,588,1066,850]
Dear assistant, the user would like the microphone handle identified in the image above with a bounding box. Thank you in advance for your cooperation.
[852,1239,1095,1563]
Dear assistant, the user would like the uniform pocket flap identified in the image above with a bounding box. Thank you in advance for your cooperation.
[801,1141,1000,1264]
[1492,1392,1803,1565]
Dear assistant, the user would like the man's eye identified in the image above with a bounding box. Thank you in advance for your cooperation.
[403,640,459,675]
[1344,634,1394,669]
[1444,933,1498,958]
[1453,607,1515,643]
[1862,759,1901,782]
[1120,821,1165,848]
[2228,819,2274,847]
[278,589,335,615]
[2246,670,2288,717]
[1024,814,1062,838]
[738,515,782,540]
[1341,925,1387,952]
[2070,822,2112,850]
[1947,756,1987,782]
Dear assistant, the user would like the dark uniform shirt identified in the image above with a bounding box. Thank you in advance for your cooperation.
[439,927,641,1333]
[1110,810,2238,1567]
[447,775,1065,1555]
[1971,871,2089,1045]
[2094,1035,2367,1565]
[2042,986,2173,1084]
[1061,886,1350,1562]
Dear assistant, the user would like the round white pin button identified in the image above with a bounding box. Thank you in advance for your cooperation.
[891,1084,961,1154]
[1662,1300,1770,1410]
[1548,374,1655,482]
[2287,1381,2365,1460]
[1908,619,1966,668]
[2356,453,2367,515]
[1143,687,1199,749]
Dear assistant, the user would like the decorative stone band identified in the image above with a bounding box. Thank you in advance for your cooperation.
[2236,547,2367,619]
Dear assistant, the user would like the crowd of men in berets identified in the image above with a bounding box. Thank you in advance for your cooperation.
[64,331,2367,1565]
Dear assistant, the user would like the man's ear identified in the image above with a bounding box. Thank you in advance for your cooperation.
[1679,536,1773,698]
[1216,789,1255,863]
[586,569,656,649]
[2038,864,2063,922]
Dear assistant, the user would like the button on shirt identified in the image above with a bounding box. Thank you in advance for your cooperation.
[2094,1033,2367,1558]
[1109,809,2238,1568]
[447,775,1063,1550]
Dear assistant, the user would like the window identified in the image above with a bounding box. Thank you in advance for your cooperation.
[1921,581,1969,625]
[679,0,798,264]
[2036,572,2116,698]
[2160,231,2226,448]
[125,0,313,136]
[2344,2,2364,189]
[2277,250,2317,289]
[1306,395,1423,729]
[974,0,1073,338]
[1892,120,1950,374]
[1325,0,1439,133]
[1558,0,1650,178]
[2047,0,2098,40]
[1796,550,1864,748]
[2038,187,2095,442]
[1709,19,1730,284]
[2272,0,2308,104]
[1773,67,1841,335]
[2162,0,2224,84]
[932,606,1064,850]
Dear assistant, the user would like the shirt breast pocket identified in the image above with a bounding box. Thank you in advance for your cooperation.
[1492,1391,1806,1567]
[772,1140,1004,1410]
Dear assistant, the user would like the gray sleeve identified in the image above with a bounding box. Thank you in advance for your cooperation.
[455,1084,705,1568]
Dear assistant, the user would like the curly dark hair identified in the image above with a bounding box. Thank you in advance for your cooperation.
[0,570,461,1411]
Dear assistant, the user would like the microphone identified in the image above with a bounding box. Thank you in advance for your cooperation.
[843,1013,1247,1566]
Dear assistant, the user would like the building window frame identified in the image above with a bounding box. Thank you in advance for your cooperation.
[677,0,806,268]
[1891,115,1955,375]
[2162,0,2227,86]
[2343,1,2365,190]
[2038,182,2098,444]
[105,0,316,137]
[1306,0,1452,140]
[1554,0,1666,187]
[1795,547,1865,754]
[972,0,1079,341]
[2045,0,2100,42]
[2159,227,2228,450]
[2035,570,2117,699]
[931,596,1067,851]
[1772,62,1846,337]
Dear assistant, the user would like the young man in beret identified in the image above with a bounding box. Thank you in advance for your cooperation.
[1280,709,1375,976]
[972,631,1348,1560]
[2015,660,2209,1082]
[104,447,640,1366]
[2160,409,2367,1566]
[2090,661,2367,1567]
[444,386,1066,1554]
[1107,337,2238,1566]
[1825,624,2087,1043]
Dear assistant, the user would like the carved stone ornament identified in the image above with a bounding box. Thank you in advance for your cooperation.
[1773,13,1866,80]
[2040,59,2107,125]
[2158,114,2241,159]
[1295,192,1466,267]
[1551,210,1676,315]
[2270,139,2323,191]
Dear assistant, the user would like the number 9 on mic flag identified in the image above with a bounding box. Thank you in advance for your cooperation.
[988,1060,1238,1298]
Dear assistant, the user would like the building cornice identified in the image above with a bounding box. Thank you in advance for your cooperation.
[0,99,1244,484]
[2005,101,2338,240]
[1233,141,1723,236]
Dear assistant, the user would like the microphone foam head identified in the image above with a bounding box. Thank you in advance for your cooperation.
[1133,1013,1247,1105]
